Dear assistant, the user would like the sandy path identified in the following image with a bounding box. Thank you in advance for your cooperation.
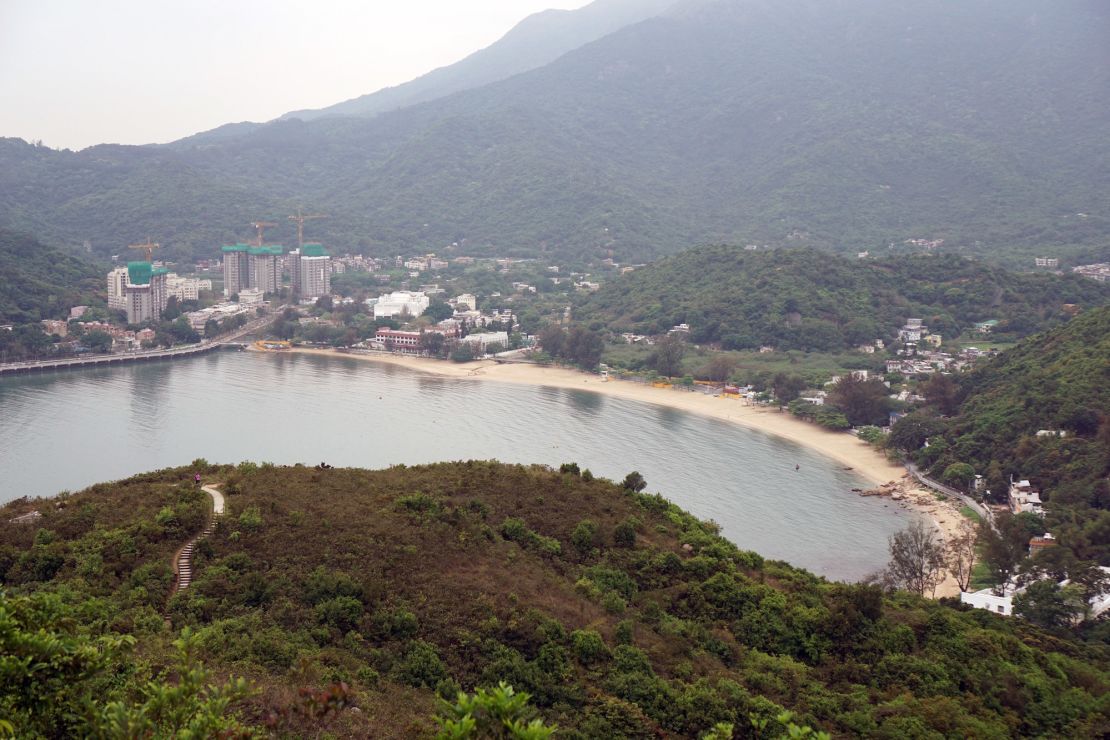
[270,348,969,595]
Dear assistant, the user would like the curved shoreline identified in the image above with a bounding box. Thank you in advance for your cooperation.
[270,347,967,596]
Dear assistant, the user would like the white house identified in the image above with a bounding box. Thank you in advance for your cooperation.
[961,588,1014,616]
[373,291,430,319]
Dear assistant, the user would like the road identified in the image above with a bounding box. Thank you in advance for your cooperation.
[905,461,994,528]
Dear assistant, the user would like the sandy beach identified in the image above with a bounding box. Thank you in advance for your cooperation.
[274,347,966,596]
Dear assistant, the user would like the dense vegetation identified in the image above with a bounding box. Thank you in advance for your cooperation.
[2,462,1107,737]
[2,1,1109,264]
[578,247,1110,349]
[0,229,102,324]
[893,307,1110,571]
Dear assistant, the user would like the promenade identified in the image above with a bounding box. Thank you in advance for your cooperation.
[0,315,274,376]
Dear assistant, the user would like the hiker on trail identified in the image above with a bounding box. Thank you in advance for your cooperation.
[194,473,201,486]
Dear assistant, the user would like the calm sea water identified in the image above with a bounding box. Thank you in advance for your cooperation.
[0,351,914,581]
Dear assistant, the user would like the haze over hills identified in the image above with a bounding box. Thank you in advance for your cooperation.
[277,0,677,123]
[1,0,1108,264]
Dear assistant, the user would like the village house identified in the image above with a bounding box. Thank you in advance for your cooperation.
[1008,479,1045,515]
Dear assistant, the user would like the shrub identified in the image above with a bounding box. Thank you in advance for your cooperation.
[396,492,439,514]
[559,462,581,476]
[622,471,647,492]
[315,596,363,633]
[395,640,447,688]
[614,518,638,548]
[500,518,529,543]
[571,520,599,556]
[571,629,609,665]
[237,506,262,532]
[602,591,627,615]
[434,682,556,739]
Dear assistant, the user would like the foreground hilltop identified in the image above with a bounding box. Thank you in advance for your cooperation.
[2,462,1107,737]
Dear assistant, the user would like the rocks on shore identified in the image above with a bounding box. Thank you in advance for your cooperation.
[857,477,915,501]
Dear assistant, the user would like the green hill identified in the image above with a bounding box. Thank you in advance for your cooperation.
[576,246,1110,349]
[2,0,1108,263]
[0,229,103,324]
[2,462,1107,737]
[910,306,1110,564]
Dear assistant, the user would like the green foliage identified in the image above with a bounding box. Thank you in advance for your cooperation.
[2,461,1108,737]
[0,592,254,738]
[580,247,1109,347]
[622,471,647,492]
[929,307,1110,567]
[538,326,605,369]
[237,505,263,532]
[570,629,609,665]
[0,230,103,326]
[613,517,638,548]
[435,682,556,739]
[570,520,599,556]
[396,639,448,688]
[856,426,884,445]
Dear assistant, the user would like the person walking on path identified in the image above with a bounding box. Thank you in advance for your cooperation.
[194,473,201,487]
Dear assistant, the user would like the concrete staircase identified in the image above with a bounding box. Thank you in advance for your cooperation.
[171,485,224,595]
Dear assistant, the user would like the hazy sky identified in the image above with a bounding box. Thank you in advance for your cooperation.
[0,0,590,150]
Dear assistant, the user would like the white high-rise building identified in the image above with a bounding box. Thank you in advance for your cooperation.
[249,246,282,294]
[222,244,251,297]
[122,263,169,325]
[299,244,332,299]
[107,266,129,310]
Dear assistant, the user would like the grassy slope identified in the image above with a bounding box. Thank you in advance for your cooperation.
[2,462,1108,737]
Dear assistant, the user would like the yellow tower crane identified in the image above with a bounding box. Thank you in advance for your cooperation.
[288,209,328,248]
[128,238,160,263]
[250,221,278,247]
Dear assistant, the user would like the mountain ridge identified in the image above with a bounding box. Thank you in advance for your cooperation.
[2,0,1107,263]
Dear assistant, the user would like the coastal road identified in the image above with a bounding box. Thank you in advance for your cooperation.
[0,314,276,375]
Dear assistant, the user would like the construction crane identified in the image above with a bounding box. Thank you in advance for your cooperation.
[128,238,160,263]
[288,209,327,249]
[250,221,278,246]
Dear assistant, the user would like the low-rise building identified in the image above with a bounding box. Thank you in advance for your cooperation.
[1073,263,1110,282]
[961,587,1014,616]
[41,320,68,337]
[373,290,429,319]
[1008,479,1044,515]
[238,288,264,306]
[458,331,509,352]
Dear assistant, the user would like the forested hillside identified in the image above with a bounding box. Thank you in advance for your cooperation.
[906,307,1110,567]
[2,462,1107,737]
[0,229,102,324]
[2,0,1108,263]
[577,247,1110,349]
